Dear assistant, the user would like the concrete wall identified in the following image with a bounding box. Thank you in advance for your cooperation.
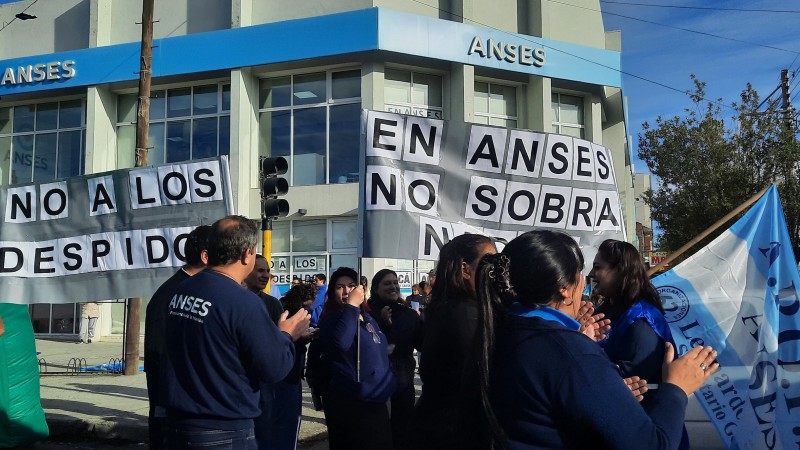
[107,0,231,45]
[0,0,90,59]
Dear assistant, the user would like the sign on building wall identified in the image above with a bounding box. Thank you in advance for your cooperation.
[359,110,625,265]
[0,157,233,304]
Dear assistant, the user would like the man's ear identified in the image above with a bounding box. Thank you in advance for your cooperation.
[200,249,209,265]
[240,247,254,265]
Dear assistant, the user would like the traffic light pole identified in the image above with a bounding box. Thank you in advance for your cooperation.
[262,217,273,293]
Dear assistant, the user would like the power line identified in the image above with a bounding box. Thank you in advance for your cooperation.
[407,0,742,113]
[600,1,800,14]
[0,0,40,34]
[551,0,800,56]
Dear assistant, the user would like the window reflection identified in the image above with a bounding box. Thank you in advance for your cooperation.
[57,130,82,178]
[167,120,191,163]
[192,117,218,159]
[329,103,360,183]
[293,107,326,185]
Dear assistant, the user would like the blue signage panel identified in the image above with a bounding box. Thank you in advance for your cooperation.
[0,7,621,96]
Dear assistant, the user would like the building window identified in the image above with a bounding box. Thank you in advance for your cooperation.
[116,83,231,168]
[474,82,517,127]
[269,218,357,290]
[0,100,86,185]
[551,93,585,138]
[258,69,361,186]
[384,68,443,119]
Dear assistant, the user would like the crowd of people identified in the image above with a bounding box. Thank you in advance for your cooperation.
[144,215,719,450]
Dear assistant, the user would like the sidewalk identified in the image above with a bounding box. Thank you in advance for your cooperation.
[34,337,327,445]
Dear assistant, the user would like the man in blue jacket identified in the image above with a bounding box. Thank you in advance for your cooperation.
[309,273,327,327]
[162,215,310,449]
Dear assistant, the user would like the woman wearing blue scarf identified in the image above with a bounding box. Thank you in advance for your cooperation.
[589,239,690,449]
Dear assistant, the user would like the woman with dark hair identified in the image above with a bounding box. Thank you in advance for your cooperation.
[589,239,689,448]
[411,233,496,450]
[317,267,395,450]
[476,230,718,449]
[367,268,421,449]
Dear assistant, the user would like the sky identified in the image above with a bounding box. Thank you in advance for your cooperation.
[599,0,800,173]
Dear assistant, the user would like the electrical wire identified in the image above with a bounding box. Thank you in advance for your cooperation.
[407,0,750,114]
[0,0,40,34]
[599,1,800,14]
[553,0,800,56]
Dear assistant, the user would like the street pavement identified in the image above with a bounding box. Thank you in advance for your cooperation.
[32,337,327,448]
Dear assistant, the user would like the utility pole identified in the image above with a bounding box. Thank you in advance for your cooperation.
[780,69,794,131]
[124,0,154,376]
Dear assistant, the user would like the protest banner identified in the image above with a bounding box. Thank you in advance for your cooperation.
[653,185,800,449]
[359,110,626,263]
[0,157,234,304]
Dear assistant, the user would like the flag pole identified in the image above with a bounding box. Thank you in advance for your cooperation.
[647,185,771,277]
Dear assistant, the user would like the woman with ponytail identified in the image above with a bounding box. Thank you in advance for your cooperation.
[412,233,496,449]
[476,230,719,449]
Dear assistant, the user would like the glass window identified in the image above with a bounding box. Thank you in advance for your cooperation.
[116,125,135,169]
[0,136,10,183]
[36,103,58,131]
[117,85,230,166]
[118,94,138,123]
[59,100,83,128]
[167,88,191,118]
[13,105,35,133]
[166,120,191,163]
[293,72,326,106]
[0,107,11,134]
[221,84,231,112]
[474,82,517,128]
[33,133,57,182]
[271,221,291,253]
[332,70,361,100]
[151,90,166,120]
[57,130,82,178]
[51,303,77,333]
[332,220,357,249]
[331,254,358,272]
[258,70,361,186]
[384,68,443,119]
[30,304,50,333]
[293,107,326,185]
[259,76,291,109]
[193,84,218,116]
[11,135,33,183]
[192,117,218,159]
[329,103,361,183]
[552,93,585,138]
[292,220,326,252]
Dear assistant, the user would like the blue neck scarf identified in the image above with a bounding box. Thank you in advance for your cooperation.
[507,303,581,331]
[600,300,675,349]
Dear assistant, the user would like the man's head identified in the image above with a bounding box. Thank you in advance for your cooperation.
[428,268,437,286]
[207,215,259,274]
[291,277,301,286]
[184,225,211,269]
[244,254,270,293]
[314,273,326,286]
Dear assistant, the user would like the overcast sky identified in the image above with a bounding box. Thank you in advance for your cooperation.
[600,0,800,172]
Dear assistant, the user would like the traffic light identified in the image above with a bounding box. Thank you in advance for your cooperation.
[260,156,289,218]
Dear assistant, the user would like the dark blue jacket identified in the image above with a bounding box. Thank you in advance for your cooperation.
[162,270,296,426]
[491,314,688,450]
[310,285,327,327]
[318,304,395,403]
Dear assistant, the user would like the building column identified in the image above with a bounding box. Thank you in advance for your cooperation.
[232,0,254,28]
[361,61,384,110]
[585,94,603,144]
[525,75,551,132]
[89,0,113,48]
[230,67,259,216]
[85,85,117,174]
[450,63,474,123]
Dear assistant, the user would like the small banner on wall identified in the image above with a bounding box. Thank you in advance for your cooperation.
[0,157,234,304]
[359,110,625,262]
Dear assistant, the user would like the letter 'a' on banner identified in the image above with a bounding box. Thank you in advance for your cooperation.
[652,185,800,450]
[360,109,626,265]
[0,156,234,304]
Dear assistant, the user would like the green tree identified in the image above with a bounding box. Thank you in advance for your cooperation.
[638,76,800,259]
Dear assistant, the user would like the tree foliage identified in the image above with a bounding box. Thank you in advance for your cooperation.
[638,76,800,259]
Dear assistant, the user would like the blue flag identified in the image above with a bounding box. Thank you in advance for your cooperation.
[653,185,800,449]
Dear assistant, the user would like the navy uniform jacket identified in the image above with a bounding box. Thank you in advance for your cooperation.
[491,314,688,450]
[162,270,295,427]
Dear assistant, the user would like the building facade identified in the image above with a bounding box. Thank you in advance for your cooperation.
[0,0,637,336]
